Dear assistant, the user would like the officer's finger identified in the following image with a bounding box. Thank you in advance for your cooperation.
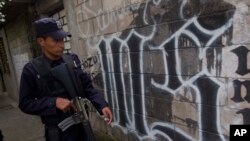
[102,107,113,125]
[108,112,113,124]
[106,112,113,125]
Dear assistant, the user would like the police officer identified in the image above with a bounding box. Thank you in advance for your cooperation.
[19,17,113,141]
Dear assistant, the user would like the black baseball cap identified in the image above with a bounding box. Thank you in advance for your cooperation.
[34,17,71,39]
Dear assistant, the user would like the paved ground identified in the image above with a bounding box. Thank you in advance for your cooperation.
[0,93,44,141]
[0,92,117,141]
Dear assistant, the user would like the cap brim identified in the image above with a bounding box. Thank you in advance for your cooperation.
[48,30,71,39]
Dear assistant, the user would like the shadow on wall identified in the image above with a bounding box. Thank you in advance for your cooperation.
[0,68,6,93]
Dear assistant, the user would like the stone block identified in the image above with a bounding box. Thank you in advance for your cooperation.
[220,106,244,136]
[175,123,199,140]
[93,13,118,35]
[221,45,250,79]
[145,96,173,122]
[64,41,71,50]
[177,48,202,76]
[227,78,250,109]
[99,51,150,74]
[63,16,67,24]
[121,51,151,73]
[62,25,68,32]
[133,0,181,26]
[150,50,167,75]
[149,24,172,46]
[151,47,199,76]
[78,20,95,38]
[198,104,225,134]
[193,0,235,16]
[116,7,135,31]
[131,0,145,4]
[59,9,65,17]
[52,13,59,20]
[121,53,130,73]
[77,38,89,59]
[229,2,250,44]
[78,0,84,4]
[143,51,152,73]
[119,73,133,93]
[75,5,83,22]
[199,130,226,141]
[92,73,105,89]
[172,101,198,128]
[102,0,130,12]
[81,0,103,20]
[74,0,78,6]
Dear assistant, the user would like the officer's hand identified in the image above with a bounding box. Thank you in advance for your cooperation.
[102,107,113,125]
[56,97,72,113]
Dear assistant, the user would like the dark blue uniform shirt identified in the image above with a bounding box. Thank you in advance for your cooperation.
[19,53,108,125]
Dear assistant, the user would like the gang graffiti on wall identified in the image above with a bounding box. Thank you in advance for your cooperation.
[81,55,100,79]
[77,0,250,141]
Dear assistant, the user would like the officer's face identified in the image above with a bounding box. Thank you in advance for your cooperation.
[37,36,64,60]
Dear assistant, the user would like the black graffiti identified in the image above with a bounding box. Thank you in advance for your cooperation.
[231,80,250,103]
[96,0,237,140]
[236,108,250,124]
[231,46,250,75]
[110,39,128,127]
[231,46,250,128]
[82,56,98,69]
[193,76,221,140]
[164,40,182,90]
[99,34,147,134]
[153,125,189,141]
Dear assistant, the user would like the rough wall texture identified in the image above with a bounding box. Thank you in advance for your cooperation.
[3,16,32,100]
[73,0,250,140]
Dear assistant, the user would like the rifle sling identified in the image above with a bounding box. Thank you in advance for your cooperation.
[31,54,84,98]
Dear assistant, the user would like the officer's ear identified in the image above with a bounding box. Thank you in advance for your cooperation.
[36,37,46,47]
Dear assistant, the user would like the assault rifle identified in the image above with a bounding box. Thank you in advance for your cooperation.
[58,97,96,141]
[50,59,96,141]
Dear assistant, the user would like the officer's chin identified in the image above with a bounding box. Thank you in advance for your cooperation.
[56,51,64,57]
[51,52,64,60]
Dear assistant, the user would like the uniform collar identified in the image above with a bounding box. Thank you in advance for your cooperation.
[42,54,64,67]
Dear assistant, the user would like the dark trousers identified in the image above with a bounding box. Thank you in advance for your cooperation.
[45,124,85,141]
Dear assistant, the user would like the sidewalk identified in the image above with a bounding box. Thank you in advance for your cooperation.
[0,93,44,141]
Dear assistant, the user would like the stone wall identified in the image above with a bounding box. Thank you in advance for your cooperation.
[71,0,250,141]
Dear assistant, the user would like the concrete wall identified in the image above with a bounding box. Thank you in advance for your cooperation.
[68,0,250,141]
[1,14,32,101]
